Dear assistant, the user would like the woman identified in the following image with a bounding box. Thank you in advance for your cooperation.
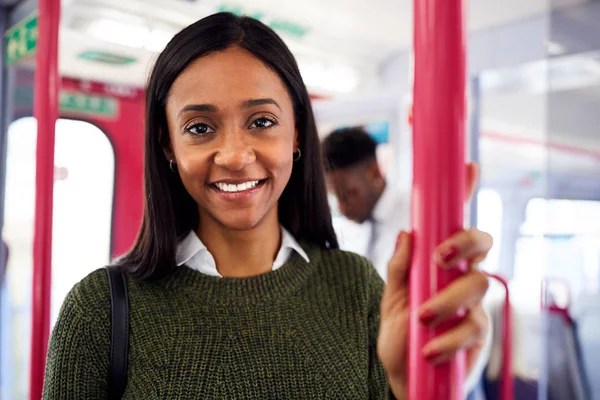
[43,12,492,399]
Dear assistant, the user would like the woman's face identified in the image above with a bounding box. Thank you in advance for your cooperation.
[165,46,298,232]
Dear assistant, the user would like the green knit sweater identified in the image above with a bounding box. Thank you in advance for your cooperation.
[43,245,392,399]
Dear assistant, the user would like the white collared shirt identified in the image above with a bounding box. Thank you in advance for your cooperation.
[175,226,310,277]
[365,184,410,282]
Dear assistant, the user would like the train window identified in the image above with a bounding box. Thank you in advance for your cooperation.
[1,117,114,399]
[477,188,503,273]
[512,198,600,309]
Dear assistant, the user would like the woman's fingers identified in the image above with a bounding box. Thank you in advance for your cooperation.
[386,231,412,294]
[417,271,489,327]
[434,228,493,269]
[421,305,489,364]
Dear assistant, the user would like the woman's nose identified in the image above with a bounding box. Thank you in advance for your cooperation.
[213,132,256,170]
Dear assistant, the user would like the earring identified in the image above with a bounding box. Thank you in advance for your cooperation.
[293,149,301,161]
[169,159,175,171]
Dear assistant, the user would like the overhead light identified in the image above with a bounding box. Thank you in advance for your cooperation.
[77,51,137,65]
[298,60,359,94]
[88,19,149,49]
[145,29,174,53]
[87,19,175,54]
[584,59,600,75]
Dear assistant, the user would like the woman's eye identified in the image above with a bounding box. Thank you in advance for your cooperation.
[250,117,277,129]
[185,123,214,136]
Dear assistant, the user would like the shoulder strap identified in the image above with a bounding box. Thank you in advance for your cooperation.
[106,266,129,399]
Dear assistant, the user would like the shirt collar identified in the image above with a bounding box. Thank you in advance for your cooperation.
[278,227,310,263]
[175,230,206,267]
[175,226,310,267]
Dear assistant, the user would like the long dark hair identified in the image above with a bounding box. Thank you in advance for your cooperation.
[117,12,338,280]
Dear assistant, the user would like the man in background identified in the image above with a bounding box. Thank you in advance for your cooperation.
[322,126,409,281]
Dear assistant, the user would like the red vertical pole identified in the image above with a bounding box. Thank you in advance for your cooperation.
[409,1,467,399]
[29,0,60,398]
[487,273,514,400]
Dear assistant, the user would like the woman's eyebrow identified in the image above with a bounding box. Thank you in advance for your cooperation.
[178,104,218,117]
[241,98,281,111]
[178,99,281,116]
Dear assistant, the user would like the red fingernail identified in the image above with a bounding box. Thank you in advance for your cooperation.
[441,246,459,263]
[419,309,437,325]
[424,349,442,361]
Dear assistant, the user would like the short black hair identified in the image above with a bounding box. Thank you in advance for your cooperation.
[322,127,377,172]
[116,12,338,280]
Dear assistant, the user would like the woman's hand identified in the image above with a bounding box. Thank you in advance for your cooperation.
[377,163,493,398]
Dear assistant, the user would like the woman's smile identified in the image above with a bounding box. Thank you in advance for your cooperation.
[208,178,269,201]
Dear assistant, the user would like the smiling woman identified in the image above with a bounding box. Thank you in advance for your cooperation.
[126,14,337,281]
[42,12,494,400]
[165,47,299,253]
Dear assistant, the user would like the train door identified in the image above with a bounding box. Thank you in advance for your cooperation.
[0,64,115,399]
[1,114,115,399]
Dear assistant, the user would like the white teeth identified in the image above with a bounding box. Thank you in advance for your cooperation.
[215,180,260,193]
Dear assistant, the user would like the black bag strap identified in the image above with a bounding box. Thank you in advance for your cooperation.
[106,266,129,399]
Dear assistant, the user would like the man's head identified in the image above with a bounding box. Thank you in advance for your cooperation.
[322,127,385,223]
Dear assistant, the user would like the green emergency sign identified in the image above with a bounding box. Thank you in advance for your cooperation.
[4,11,38,66]
[59,92,119,118]
[218,3,309,38]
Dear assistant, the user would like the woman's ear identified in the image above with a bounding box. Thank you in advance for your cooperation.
[164,147,175,164]
[293,129,299,152]
[160,129,175,163]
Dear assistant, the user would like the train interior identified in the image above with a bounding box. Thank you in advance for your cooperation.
[1,0,599,398]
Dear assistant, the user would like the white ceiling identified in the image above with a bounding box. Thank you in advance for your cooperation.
[57,0,588,90]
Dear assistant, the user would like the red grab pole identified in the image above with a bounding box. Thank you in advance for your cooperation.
[29,0,61,398]
[409,1,467,399]
[487,273,514,400]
